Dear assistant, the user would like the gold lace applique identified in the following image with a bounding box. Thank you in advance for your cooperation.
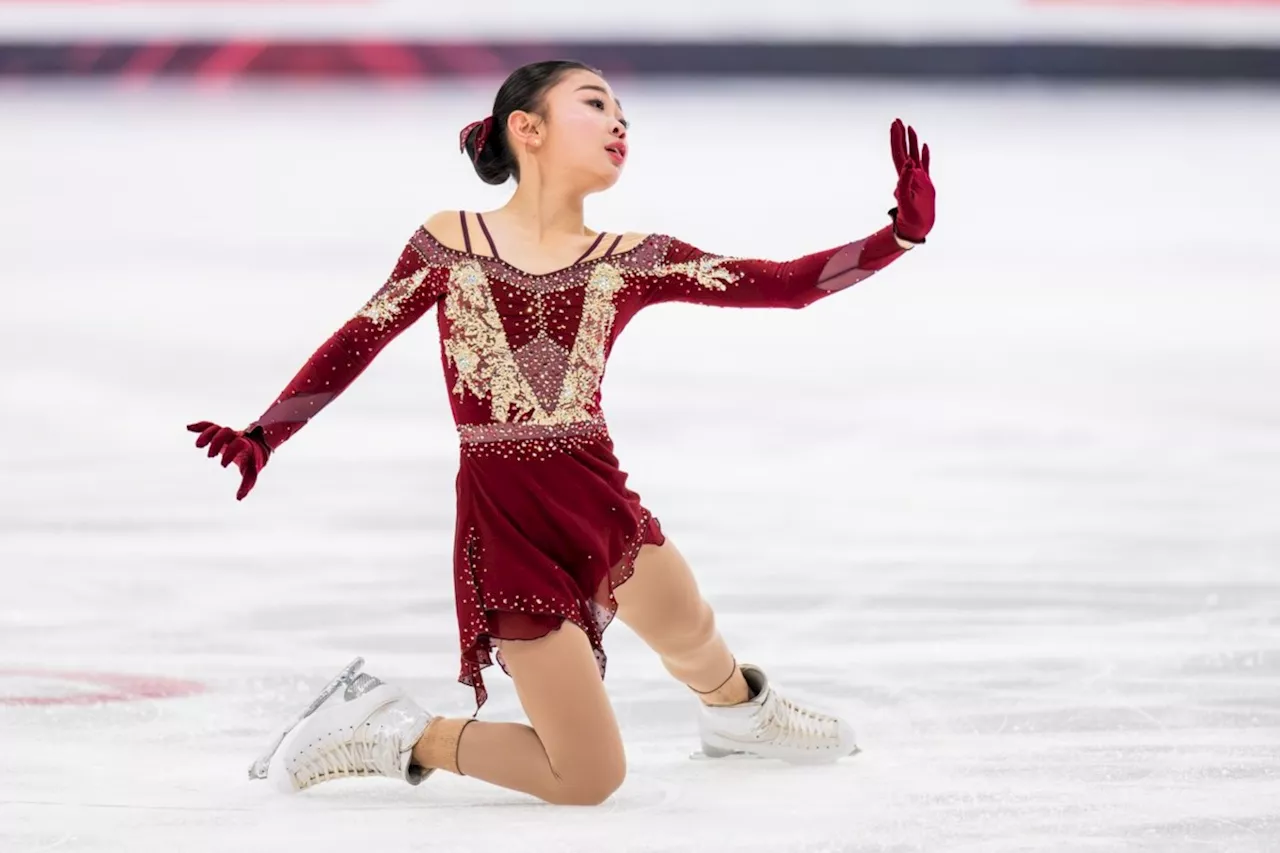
[651,255,743,292]
[442,261,542,422]
[356,265,435,330]
[558,263,626,418]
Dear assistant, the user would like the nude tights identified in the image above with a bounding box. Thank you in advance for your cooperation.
[410,538,750,805]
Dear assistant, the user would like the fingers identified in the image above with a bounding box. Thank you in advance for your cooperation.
[206,426,237,458]
[191,422,218,448]
[896,160,914,195]
[195,423,222,450]
[220,438,247,468]
[221,439,260,499]
[894,119,931,176]
[236,465,259,501]
[890,119,907,174]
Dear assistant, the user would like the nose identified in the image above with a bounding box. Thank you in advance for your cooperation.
[610,120,626,139]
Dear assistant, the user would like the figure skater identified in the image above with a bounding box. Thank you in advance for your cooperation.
[187,60,936,806]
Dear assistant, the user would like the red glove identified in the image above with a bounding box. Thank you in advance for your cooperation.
[888,119,935,245]
[187,421,271,501]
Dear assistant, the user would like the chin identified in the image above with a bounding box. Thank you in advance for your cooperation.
[582,170,622,196]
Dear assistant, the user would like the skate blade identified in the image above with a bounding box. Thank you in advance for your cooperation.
[247,657,365,781]
[690,745,863,762]
[690,748,756,761]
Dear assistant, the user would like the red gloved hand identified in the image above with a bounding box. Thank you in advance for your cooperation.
[888,118,935,245]
[187,421,271,501]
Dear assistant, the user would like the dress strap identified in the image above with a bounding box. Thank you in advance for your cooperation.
[474,212,502,260]
[459,211,473,255]
[602,234,624,257]
[573,233,607,264]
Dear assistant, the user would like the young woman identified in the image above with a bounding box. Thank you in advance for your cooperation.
[188,60,936,806]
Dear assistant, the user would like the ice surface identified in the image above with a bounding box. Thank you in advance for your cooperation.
[1,79,1279,852]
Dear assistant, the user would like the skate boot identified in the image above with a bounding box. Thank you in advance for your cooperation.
[247,658,434,793]
[696,664,859,764]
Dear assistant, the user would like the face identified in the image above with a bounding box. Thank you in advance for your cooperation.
[514,69,629,193]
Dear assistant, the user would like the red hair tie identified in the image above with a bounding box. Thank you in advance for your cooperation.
[459,116,494,160]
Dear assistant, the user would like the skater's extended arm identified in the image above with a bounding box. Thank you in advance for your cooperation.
[643,119,935,310]
[243,240,447,449]
[188,232,448,499]
[642,226,911,310]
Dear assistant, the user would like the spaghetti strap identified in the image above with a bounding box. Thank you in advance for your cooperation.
[474,212,502,260]
[574,233,607,264]
[459,211,473,255]
[602,234,624,257]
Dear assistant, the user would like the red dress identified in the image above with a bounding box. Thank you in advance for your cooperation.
[245,213,909,712]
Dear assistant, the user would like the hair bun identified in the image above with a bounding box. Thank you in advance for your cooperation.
[465,121,513,186]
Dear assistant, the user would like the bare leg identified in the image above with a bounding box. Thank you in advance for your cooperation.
[412,621,626,806]
[614,538,751,706]
[269,541,851,798]
[611,536,859,763]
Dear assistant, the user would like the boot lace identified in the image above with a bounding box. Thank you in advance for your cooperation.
[756,693,839,750]
[293,727,400,789]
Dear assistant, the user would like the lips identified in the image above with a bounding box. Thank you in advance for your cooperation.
[605,142,627,164]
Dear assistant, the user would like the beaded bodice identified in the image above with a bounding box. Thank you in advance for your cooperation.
[405,228,670,431]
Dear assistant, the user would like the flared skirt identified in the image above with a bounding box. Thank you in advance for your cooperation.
[451,423,664,712]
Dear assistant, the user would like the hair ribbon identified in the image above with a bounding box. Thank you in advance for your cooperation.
[459,116,494,160]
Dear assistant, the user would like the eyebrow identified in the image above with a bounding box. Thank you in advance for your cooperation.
[576,84,622,110]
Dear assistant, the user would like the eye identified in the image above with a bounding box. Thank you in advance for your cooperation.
[587,97,630,129]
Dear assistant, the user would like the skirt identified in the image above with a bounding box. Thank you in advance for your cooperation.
[452,417,665,712]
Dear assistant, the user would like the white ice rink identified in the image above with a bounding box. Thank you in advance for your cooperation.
[2,79,1279,852]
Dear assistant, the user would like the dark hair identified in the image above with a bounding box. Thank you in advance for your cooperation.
[462,60,600,185]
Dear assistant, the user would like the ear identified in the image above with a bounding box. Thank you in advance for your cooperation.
[506,110,543,149]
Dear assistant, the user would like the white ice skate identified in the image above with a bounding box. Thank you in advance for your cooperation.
[248,658,434,793]
[695,664,859,764]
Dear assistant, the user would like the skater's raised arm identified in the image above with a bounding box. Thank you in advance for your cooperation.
[642,119,935,311]
[187,229,449,500]
[641,226,907,310]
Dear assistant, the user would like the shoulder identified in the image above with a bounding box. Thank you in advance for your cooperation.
[608,230,655,254]
[421,210,466,250]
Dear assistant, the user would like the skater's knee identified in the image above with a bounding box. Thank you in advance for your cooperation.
[665,598,718,656]
[550,745,626,806]
[554,758,626,806]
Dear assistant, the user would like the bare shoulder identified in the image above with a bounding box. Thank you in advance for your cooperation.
[611,230,655,254]
[421,210,466,251]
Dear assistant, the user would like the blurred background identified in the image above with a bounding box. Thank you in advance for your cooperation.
[3,0,1280,80]
[3,2,1279,852]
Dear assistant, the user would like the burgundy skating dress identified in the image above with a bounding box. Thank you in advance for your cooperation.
[245,212,909,712]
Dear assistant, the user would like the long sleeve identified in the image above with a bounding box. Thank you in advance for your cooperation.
[643,225,909,310]
[245,237,449,450]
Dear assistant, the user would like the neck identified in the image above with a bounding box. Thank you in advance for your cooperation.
[499,173,588,241]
